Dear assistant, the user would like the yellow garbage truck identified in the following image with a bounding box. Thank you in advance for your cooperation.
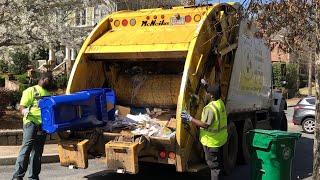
[57,2,287,175]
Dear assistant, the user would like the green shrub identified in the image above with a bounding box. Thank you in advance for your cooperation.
[29,78,39,86]
[272,63,281,87]
[19,84,29,94]
[8,90,22,107]
[0,77,4,87]
[285,63,298,90]
[15,74,29,84]
[0,74,8,79]
[0,88,11,117]
[8,50,30,74]
[55,75,68,89]
[0,61,8,73]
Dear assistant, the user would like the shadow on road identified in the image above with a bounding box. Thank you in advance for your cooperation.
[292,136,314,179]
[84,162,209,180]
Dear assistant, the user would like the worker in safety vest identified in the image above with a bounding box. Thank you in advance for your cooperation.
[12,72,53,180]
[181,83,228,180]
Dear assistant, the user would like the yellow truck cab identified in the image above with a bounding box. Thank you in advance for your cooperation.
[58,2,287,175]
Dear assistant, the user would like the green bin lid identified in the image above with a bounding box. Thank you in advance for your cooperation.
[247,129,301,149]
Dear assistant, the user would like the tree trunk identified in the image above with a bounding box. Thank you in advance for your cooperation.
[313,3,320,179]
[309,54,313,96]
[313,51,320,180]
[297,59,300,93]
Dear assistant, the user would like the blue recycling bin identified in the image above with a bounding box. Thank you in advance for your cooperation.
[39,88,116,134]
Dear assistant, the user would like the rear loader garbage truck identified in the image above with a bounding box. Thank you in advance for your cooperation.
[41,2,287,175]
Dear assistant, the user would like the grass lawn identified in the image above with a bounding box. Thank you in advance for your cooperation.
[299,86,316,96]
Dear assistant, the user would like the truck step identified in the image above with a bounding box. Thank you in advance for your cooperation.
[58,139,89,169]
[105,140,145,174]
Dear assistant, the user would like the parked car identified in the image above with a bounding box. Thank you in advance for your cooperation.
[292,96,315,134]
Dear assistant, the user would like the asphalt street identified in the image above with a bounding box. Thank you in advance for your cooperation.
[0,107,314,180]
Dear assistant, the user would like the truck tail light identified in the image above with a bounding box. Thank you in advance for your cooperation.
[109,18,113,22]
[185,15,192,23]
[159,151,166,158]
[161,15,165,19]
[294,106,304,111]
[122,19,128,26]
[146,16,150,20]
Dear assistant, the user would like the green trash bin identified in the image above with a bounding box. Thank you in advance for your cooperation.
[247,129,301,180]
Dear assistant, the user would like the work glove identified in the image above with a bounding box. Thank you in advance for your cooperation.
[22,108,29,117]
[200,79,207,86]
[180,110,193,123]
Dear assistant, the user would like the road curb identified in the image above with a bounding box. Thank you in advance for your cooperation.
[0,129,59,146]
[0,154,60,166]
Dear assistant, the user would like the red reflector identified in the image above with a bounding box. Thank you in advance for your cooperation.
[161,15,165,19]
[122,19,128,26]
[153,15,157,19]
[294,106,304,111]
[146,16,150,20]
[109,18,113,22]
[159,151,166,158]
[185,15,192,22]
[202,11,206,15]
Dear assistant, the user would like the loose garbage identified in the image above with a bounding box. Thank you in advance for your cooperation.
[105,106,176,138]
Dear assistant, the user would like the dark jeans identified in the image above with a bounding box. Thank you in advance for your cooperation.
[203,146,222,180]
[13,122,47,180]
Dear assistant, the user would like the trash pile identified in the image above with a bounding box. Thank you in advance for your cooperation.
[106,106,176,138]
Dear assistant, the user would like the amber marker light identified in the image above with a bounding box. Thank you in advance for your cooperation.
[168,152,175,159]
[194,14,201,22]
[114,20,120,27]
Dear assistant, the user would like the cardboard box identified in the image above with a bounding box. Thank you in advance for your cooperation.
[116,105,131,119]
[166,118,176,129]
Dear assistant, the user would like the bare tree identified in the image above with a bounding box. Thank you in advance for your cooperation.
[243,1,319,179]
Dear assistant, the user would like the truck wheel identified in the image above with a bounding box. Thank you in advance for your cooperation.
[222,122,238,175]
[280,112,288,131]
[238,119,253,164]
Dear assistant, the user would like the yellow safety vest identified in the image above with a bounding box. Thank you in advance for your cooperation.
[199,99,228,147]
[21,85,51,125]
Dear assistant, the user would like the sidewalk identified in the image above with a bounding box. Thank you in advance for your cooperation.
[0,144,59,166]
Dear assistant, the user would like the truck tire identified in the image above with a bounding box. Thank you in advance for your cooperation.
[238,119,253,164]
[222,122,238,175]
[280,112,288,131]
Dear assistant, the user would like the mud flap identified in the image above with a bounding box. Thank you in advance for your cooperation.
[58,139,89,169]
[105,140,145,174]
